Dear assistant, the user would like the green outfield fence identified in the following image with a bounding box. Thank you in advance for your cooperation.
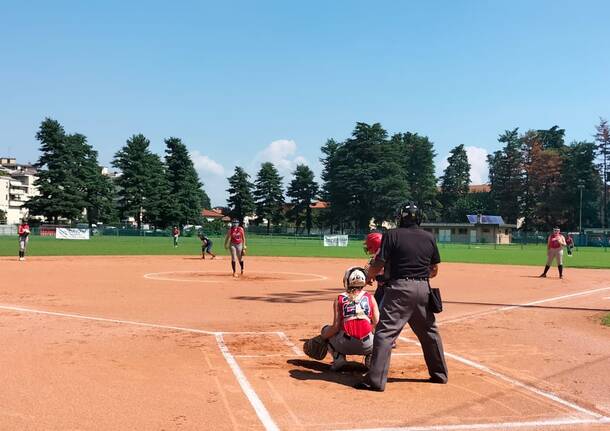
[1,223,608,249]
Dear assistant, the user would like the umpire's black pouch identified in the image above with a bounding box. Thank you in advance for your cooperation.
[427,283,443,313]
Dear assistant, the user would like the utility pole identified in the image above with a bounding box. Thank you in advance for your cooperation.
[578,180,585,234]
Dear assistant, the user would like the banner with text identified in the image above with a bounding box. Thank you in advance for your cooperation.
[323,235,349,247]
[56,228,90,240]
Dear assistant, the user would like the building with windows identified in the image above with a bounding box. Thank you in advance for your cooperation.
[0,159,39,224]
[421,215,516,244]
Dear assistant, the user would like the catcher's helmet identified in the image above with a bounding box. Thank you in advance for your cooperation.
[364,232,382,255]
[398,202,423,227]
[343,266,367,290]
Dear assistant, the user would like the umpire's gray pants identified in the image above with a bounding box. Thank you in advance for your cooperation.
[366,279,448,391]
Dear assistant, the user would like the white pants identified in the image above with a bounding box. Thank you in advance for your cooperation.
[230,243,243,262]
[546,248,563,266]
[19,237,28,252]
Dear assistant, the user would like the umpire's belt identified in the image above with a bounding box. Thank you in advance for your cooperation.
[343,333,371,342]
[398,276,429,281]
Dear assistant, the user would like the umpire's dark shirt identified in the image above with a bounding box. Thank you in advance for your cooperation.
[375,226,441,279]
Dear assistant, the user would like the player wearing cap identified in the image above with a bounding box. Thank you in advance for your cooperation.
[224,219,247,278]
[539,227,566,279]
[356,203,448,391]
[321,267,380,371]
[18,219,30,261]
[172,226,180,248]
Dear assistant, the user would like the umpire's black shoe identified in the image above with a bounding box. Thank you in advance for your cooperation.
[354,382,383,392]
[428,376,448,384]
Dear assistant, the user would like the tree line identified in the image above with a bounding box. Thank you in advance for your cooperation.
[25,118,209,228]
[22,117,610,233]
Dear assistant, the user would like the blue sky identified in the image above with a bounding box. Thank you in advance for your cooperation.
[1,1,609,206]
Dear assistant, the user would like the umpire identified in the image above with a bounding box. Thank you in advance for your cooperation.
[356,203,448,391]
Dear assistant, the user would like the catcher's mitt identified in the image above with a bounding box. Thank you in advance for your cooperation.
[303,335,328,360]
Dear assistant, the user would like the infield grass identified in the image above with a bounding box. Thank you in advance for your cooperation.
[1,234,609,269]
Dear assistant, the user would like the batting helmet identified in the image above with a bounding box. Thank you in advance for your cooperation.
[364,232,382,255]
[343,267,367,290]
[398,202,423,227]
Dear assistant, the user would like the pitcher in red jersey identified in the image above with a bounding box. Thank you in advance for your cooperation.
[540,227,566,279]
[224,219,247,278]
[321,267,380,371]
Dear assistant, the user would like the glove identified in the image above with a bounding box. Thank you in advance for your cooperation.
[303,335,328,360]
[242,246,247,256]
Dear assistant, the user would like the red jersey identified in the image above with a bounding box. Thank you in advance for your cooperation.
[338,291,375,339]
[18,224,30,237]
[548,233,564,249]
[172,228,180,236]
[229,226,244,244]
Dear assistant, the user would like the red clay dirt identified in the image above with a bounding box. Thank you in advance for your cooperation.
[1,255,609,430]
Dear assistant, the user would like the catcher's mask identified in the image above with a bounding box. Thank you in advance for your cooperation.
[397,202,423,227]
[363,232,382,255]
[343,266,367,291]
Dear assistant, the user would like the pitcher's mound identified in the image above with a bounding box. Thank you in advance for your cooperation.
[144,270,327,283]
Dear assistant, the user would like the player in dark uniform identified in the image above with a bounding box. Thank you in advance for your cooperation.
[198,231,216,259]
[356,203,448,391]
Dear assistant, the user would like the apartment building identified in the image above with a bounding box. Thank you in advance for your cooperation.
[0,158,39,224]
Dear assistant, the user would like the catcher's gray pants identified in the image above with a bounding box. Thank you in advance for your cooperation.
[546,248,563,266]
[19,238,28,252]
[230,243,243,262]
[328,330,374,356]
[366,279,448,391]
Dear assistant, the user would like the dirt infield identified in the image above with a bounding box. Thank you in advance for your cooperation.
[1,255,609,430]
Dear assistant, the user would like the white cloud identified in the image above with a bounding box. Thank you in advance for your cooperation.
[465,146,489,184]
[190,150,225,176]
[254,139,309,176]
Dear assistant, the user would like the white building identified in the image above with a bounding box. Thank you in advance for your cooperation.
[0,159,39,225]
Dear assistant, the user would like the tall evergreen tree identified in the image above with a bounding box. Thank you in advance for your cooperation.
[112,134,169,228]
[26,119,87,222]
[164,137,210,225]
[72,134,117,225]
[398,132,440,220]
[226,166,255,224]
[595,118,610,229]
[253,162,284,233]
[286,164,318,234]
[559,141,602,230]
[439,144,471,220]
[319,139,344,231]
[487,129,524,224]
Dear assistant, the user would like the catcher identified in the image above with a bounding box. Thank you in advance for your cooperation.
[304,267,379,371]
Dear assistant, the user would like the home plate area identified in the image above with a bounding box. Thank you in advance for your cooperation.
[220,333,608,430]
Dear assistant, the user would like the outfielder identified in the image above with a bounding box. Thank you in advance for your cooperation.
[540,227,566,279]
[224,219,246,278]
[18,219,30,261]
[172,226,180,248]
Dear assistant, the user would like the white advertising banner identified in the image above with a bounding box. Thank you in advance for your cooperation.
[323,235,349,247]
[56,228,90,240]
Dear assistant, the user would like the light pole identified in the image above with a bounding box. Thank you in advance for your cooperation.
[577,180,585,235]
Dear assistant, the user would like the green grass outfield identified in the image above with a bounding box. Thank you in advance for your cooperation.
[1,234,609,269]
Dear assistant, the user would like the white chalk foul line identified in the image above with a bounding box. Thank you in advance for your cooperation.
[276,332,305,356]
[0,304,282,336]
[215,334,280,431]
[398,337,606,420]
[334,416,610,431]
[144,270,328,283]
[440,286,610,326]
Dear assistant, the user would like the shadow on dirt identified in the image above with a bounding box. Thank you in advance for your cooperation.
[233,288,339,304]
[287,359,431,387]
[445,300,609,312]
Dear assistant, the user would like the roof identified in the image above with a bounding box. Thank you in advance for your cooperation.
[469,184,490,193]
[201,209,225,218]
[467,214,506,225]
[310,200,329,209]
